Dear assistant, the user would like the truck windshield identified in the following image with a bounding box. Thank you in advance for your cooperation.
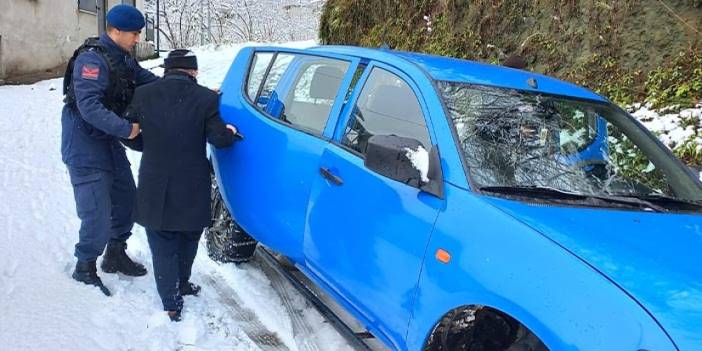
[438,82,702,206]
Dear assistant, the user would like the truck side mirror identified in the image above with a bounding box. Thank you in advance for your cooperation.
[364,135,444,199]
[421,146,445,199]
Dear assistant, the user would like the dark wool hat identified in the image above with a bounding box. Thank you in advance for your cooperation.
[106,5,145,32]
[164,49,198,70]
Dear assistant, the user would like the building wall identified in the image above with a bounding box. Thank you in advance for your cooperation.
[0,0,149,80]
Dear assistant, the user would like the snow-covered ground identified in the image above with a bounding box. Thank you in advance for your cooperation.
[628,103,702,179]
[630,103,702,153]
[0,40,354,351]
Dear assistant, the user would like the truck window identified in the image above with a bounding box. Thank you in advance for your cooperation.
[342,68,430,155]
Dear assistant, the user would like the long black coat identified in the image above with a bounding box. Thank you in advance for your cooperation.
[124,71,234,231]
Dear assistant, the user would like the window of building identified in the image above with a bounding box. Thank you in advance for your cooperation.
[78,0,97,13]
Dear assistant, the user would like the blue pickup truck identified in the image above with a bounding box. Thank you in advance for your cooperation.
[207,45,702,351]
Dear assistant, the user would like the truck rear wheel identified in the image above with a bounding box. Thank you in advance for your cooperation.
[205,180,257,263]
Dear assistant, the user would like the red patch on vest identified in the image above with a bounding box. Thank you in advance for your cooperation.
[81,64,100,80]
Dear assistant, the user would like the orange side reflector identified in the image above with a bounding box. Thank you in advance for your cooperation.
[435,249,451,264]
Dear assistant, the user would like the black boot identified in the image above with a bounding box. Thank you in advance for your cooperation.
[101,240,147,276]
[72,260,111,296]
[179,281,201,296]
[167,310,182,322]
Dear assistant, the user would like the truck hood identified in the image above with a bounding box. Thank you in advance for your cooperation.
[484,197,702,350]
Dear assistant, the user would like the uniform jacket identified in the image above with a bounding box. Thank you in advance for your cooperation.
[125,71,235,231]
[61,33,158,171]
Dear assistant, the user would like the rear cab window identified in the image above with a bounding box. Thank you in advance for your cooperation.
[246,52,274,102]
[245,51,352,136]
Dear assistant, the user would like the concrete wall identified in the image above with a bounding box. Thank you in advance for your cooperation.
[0,0,149,80]
[0,34,5,81]
[0,0,97,79]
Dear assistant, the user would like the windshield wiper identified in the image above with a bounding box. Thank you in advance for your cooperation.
[480,185,583,198]
[480,185,668,212]
[616,194,702,212]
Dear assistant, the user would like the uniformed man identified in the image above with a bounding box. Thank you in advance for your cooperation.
[61,5,158,296]
[124,49,239,321]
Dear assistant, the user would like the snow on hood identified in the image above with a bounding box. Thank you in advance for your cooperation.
[483,196,702,350]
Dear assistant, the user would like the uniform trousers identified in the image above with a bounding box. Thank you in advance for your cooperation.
[67,166,135,262]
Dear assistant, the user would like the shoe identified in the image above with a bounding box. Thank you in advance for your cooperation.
[72,260,111,296]
[167,310,182,322]
[179,282,201,296]
[101,240,147,277]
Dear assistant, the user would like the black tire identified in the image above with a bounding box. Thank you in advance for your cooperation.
[205,178,258,263]
[424,306,548,351]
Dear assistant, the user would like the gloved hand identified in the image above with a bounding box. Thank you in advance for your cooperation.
[226,124,244,141]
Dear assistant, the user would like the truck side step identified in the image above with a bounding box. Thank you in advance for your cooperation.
[256,247,376,351]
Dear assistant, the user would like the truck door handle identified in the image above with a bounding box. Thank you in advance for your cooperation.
[319,167,343,186]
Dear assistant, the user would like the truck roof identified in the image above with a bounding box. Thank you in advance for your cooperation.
[310,45,607,102]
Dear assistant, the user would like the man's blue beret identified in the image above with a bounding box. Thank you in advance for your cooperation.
[106,5,145,32]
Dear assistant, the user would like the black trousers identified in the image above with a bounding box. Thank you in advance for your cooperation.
[145,229,202,311]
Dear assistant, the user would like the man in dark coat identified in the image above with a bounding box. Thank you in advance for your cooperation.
[62,4,157,296]
[124,49,238,321]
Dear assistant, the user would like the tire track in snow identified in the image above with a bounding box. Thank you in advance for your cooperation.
[256,254,320,351]
[204,273,290,351]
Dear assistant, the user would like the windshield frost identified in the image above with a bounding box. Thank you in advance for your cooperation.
[439,82,702,202]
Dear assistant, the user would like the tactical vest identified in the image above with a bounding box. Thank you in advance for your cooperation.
[63,37,136,116]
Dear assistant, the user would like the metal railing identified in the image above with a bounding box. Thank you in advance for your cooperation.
[145,14,155,42]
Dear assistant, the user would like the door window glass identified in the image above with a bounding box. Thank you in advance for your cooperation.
[281,58,349,134]
[342,68,430,155]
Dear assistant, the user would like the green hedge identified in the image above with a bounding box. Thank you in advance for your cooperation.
[319,0,702,108]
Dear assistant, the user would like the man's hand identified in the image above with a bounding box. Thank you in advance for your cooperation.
[227,124,244,141]
[128,123,141,139]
